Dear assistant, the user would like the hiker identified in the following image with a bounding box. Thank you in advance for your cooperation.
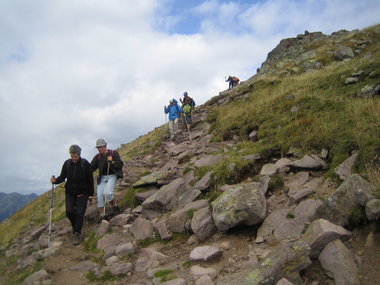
[226,75,240,89]
[90,138,123,218]
[164,98,183,139]
[50,145,94,245]
[180,92,195,130]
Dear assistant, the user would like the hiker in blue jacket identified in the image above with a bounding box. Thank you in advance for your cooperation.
[164,98,183,140]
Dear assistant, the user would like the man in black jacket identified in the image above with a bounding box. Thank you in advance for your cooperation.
[51,144,94,245]
[91,138,123,218]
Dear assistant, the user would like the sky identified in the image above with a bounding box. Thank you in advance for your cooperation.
[0,0,379,195]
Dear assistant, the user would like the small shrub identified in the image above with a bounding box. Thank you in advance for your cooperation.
[286,213,295,219]
[186,208,197,219]
[153,269,176,282]
[86,270,118,282]
[268,174,284,191]
[120,188,138,209]
[183,167,193,175]
[137,236,160,248]
[83,231,101,253]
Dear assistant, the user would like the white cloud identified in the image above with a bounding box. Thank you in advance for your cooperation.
[0,0,379,194]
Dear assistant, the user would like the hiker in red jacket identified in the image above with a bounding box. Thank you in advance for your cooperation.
[226,75,240,89]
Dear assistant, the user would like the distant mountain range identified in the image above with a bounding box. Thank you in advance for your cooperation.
[0,192,38,222]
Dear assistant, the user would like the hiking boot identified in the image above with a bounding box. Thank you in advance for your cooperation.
[72,232,81,245]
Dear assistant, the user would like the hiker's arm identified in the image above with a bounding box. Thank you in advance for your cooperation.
[164,106,169,114]
[54,162,67,184]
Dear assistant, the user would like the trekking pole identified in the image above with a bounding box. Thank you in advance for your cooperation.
[103,161,110,217]
[48,176,55,247]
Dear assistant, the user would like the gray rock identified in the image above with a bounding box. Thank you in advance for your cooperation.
[212,182,267,232]
[334,45,355,60]
[289,155,325,170]
[196,275,214,285]
[130,217,154,240]
[135,189,158,202]
[133,171,172,188]
[135,248,168,272]
[24,225,47,243]
[319,239,360,285]
[258,175,271,195]
[334,152,358,180]
[190,265,217,280]
[193,171,214,191]
[321,148,329,159]
[243,241,311,285]
[142,178,187,211]
[161,279,187,285]
[176,188,202,207]
[106,256,120,266]
[257,199,323,241]
[191,207,216,241]
[70,260,100,273]
[33,247,59,260]
[167,144,188,156]
[285,171,309,190]
[96,220,110,237]
[354,188,375,206]
[325,174,376,226]
[190,246,223,262]
[243,153,261,162]
[249,130,258,141]
[345,77,359,85]
[17,255,36,270]
[166,200,209,233]
[275,158,292,170]
[97,233,123,252]
[115,242,135,257]
[23,269,49,285]
[288,177,323,203]
[365,199,380,221]
[260,163,278,177]
[276,278,295,285]
[154,220,172,240]
[107,262,132,276]
[302,219,352,258]
[193,155,223,168]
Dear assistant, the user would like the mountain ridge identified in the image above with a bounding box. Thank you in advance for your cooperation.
[0,192,38,222]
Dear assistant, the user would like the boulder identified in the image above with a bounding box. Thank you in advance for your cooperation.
[319,239,360,285]
[167,144,188,156]
[23,269,50,285]
[289,155,326,170]
[243,241,311,285]
[193,171,214,191]
[260,163,279,176]
[70,260,100,273]
[97,233,123,253]
[107,262,132,276]
[276,279,295,285]
[334,45,355,60]
[97,220,110,237]
[115,242,135,257]
[193,155,223,168]
[243,153,261,162]
[33,247,59,260]
[110,213,132,226]
[135,248,168,272]
[345,77,359,85]
[212,182,267,232]
[191,207,217,241]
[288,177,323,203]
[190,265,217,280]
[154,220,172,240]
[130,217,154,240]
[325,174,376,226]
[135,189,158,202]
[142,178,187,211]
[133,171,172,188]
[365,199,380,221]
[176,188,202,207]
[302,219,352,258]
[285,171,309,190]
[334,152,358,180]
[257,199,323,241]
[166,200,209,233]
[190,246,223,262]
[195,275,214,285]
[275,158,292,171]
[106,256,120,266]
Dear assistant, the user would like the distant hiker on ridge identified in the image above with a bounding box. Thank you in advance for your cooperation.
[225,75,240,89]
[164,98,183,140]
[50,144,94,245]
[179,91,195,130]
[91,138,123,219]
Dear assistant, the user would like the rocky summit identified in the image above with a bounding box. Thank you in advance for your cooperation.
[1,24,380,285]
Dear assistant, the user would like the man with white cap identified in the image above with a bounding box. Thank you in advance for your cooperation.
[164,98,183,140]
[91,138,123,218]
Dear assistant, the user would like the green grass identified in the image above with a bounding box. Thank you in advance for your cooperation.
[186,208,197,219]
[83,231,102,253]
[86,270,118,282]
[136,236,161,248]
[153,269,176,282]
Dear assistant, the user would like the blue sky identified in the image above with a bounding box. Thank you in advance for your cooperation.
[0,0,379,195]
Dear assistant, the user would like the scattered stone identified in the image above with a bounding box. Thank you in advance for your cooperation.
[176,188,202,207]
[289,155,325,170]
[24,225,47,243]
[106,256,120,266]
[321,148,329,159]
[33,247,59,260]
[167,144,188,156]
[135,189,158,202]
[107,262,132,276]
[334,152,358,180]
[302,218,352,258]
[260,163,279,177]
[70,260,100,273]
[276,278,295,285]
[365,199,380,221]
[345,77,359,85]
[255,236,264,244]
[219,241,232,250]
[354,188,375,206]
[191,207,217,241]
[243,153,261,162]
[248,130,258,141]
[334,45,355,60]
[160,279,186,285]
[130,217,154,240]
[188,234,199,245]
[154,220,172,240]
[115,242,135,257]
[23,269,49,285]
[97,233,123,253]
[212,182,267,232]
[17,255,36,270]
[96,220,110,237]
[365,232,375,247]
[243,241,311,285]
[193,171,214,191]
[275,158,292,170]
[288,177,323,203]
[133,171,172,188]
[135,248,168,272]
[190,246,223,262]
[319,239,360,285]
[190,265,217,280]
[193,155,223,168]
[285,171,309,190]
[195,275,214,285]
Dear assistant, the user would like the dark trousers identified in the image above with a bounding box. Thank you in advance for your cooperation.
[65,192,88,234]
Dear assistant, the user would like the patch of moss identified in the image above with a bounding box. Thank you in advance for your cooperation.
[153,269,176,282]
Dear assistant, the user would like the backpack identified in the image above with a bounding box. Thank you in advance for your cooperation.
[232,76,240,83]
[183,104,192,115]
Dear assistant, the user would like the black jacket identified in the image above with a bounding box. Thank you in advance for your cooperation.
[90,150,123,184]
[55,158,94,196]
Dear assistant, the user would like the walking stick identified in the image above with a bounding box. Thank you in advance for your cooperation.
[103,161,110,217]
[48,177,55,247]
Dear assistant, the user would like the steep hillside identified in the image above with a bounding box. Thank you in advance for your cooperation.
[0,24,379,285]
[0,192,38,222]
